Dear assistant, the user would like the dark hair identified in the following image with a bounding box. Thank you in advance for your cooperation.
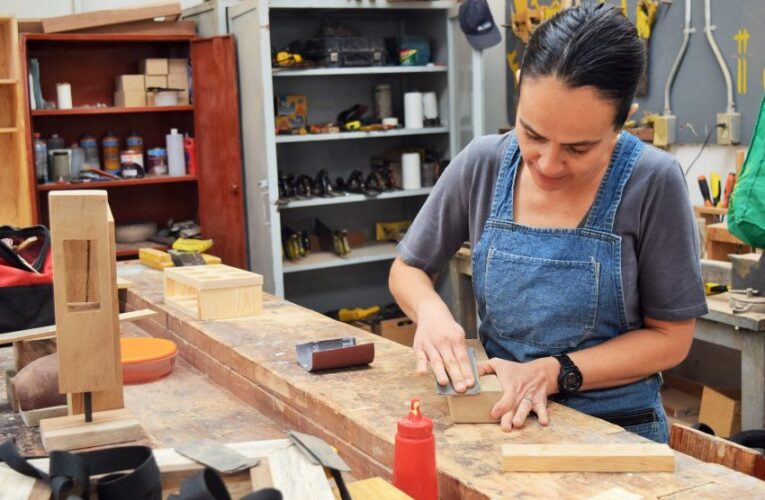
[519,3,645,129]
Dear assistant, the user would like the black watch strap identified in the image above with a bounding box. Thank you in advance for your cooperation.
[554,353,583,395]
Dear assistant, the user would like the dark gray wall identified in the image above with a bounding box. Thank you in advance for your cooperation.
[505,0,765,144]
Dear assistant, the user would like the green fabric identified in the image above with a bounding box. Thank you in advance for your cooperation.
[728,94,765,248]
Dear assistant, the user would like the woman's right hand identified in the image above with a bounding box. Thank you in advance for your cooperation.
[413,300,475,393]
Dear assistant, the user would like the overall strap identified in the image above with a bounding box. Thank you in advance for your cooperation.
[583,132,645,232]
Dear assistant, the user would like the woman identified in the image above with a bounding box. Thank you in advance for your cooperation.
[388,3,707,443]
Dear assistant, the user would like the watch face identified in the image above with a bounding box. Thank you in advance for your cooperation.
[563,371,581,391]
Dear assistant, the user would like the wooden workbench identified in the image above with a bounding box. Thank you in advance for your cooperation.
[116,263,765,498]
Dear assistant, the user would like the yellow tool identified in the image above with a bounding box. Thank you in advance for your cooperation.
[172,238,213,253]
[710,171,722,207]
[273,51,303,68]
[636,0,658,40]
[704,282,728,296]
[139,248,221,270]
[338,306,380,322]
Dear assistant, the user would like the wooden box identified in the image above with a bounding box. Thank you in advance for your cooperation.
[140,57,168,75]
[164,264,263,320]
[698,385,741,438]
[373,317,415,347]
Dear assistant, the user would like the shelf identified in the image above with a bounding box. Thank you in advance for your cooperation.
[0,127,18,133]
[270,0,454,9]
[276,127,448,143]
[37,175,197,191]
[31,105,194,117]
[273,66,447,77]
[282,242,398,273]
[279,187,432,209]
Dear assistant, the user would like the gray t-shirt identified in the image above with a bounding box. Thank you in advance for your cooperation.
[398,132,708,328]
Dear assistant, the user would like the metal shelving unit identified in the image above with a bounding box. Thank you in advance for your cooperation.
[229,0,476,312]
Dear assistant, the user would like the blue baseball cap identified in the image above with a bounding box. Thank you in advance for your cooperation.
[459,0,502,50]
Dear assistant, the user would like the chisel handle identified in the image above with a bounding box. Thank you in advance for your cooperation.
[721,173,736,209]
[697,175,713,207]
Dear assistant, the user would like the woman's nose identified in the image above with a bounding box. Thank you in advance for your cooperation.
[536,145,566,177]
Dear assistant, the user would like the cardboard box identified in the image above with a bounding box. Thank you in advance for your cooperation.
[140,58,168,75]
[275,95,307,132]
[168,58,188,74]
[167,73,189,90]
[145,75,168,89]
[115,74,145,92]
[373,316,415,347]
[177,91,189,105]
[114,90,146,108]
[698,385,741,438]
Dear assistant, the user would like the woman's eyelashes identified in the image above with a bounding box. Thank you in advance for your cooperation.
[525,130,589,156]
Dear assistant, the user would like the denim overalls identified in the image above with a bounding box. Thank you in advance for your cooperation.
[471,131,668,442]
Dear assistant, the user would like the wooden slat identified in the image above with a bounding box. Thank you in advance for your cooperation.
[40,408,143,451]
[501,444,675,472]
[333,477,412,500]
[670,423,764,479]
[42,2,182,34]
[267,445,335,500]
[0,309,158,346]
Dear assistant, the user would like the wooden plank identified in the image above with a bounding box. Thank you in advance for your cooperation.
[333,477,412,500]
[20,405,68,427]
[501,444,675,472]
[446,374,502,423]
[0,309,158,346]
[49,191,123,413]
[669,423,764,479]
[69,20,196,35]
[40,408,143,451]
[42,2,182,34]
[0,464,36,499]
[249,458,274,490]
[267,445,335,500]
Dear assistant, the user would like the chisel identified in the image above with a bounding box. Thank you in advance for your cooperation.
[721,172,736,208]
[697,175,713,207]
[710,171,721,207]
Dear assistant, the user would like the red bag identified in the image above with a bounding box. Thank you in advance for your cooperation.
[0,225,54,333]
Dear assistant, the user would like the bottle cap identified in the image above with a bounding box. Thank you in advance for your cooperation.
[171,128,178,135]
[397,397,433,438]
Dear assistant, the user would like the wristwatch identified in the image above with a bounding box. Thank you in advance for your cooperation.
[553,354,583,395]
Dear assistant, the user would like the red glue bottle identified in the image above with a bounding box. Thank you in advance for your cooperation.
[184,135,197,175]
[393,397,438,500]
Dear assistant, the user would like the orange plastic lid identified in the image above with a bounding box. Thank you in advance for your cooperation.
[121,337,177,364]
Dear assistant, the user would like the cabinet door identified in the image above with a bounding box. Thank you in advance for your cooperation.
[191,35,247,268]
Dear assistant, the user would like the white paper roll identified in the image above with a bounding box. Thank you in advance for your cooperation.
[401,152,421,190]
[382,117,399,127]
[404,92,423,129]
[56,83,72,110]
[422,91,438,120]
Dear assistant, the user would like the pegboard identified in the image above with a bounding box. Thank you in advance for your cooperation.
[505,0,765,145]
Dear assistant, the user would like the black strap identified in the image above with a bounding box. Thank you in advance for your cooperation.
[0,439,161,500]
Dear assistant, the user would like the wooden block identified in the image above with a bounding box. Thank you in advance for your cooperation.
[140,58,169,75]
[698,385,741,438]
[40,408,143,451]
[164,265,263,320]
[68,19,196,35]
[661,388,701,418]
[501,443,675,472]
[115,74,145,92]
[670,423,765,478]
[373,317,415,347]
[42,2,181,33]
[249,457,273,489]
[145,75,168,89]
[114,90,146,107]
[334,477,413,500]
[447,374,502,423]
[168,58,188,74]
[21,405,68,427]
[168,73,189,89]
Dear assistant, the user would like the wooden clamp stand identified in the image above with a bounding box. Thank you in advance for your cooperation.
[39,191,142,451]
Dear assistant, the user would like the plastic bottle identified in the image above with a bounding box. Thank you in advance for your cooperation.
[80,133,100,170]
[69,143,84,180]
[393,398,438,500]
[46,133,65,151]
[33,133,48,183]
[102,131,121,174]
[166,128,185,176]
[183,135,197,175]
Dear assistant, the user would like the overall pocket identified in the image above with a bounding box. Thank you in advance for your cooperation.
[484,248,599,350]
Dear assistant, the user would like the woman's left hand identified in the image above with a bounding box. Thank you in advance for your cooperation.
[477,357,557,432]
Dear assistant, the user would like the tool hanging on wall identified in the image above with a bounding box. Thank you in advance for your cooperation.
[697,175,714,207]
